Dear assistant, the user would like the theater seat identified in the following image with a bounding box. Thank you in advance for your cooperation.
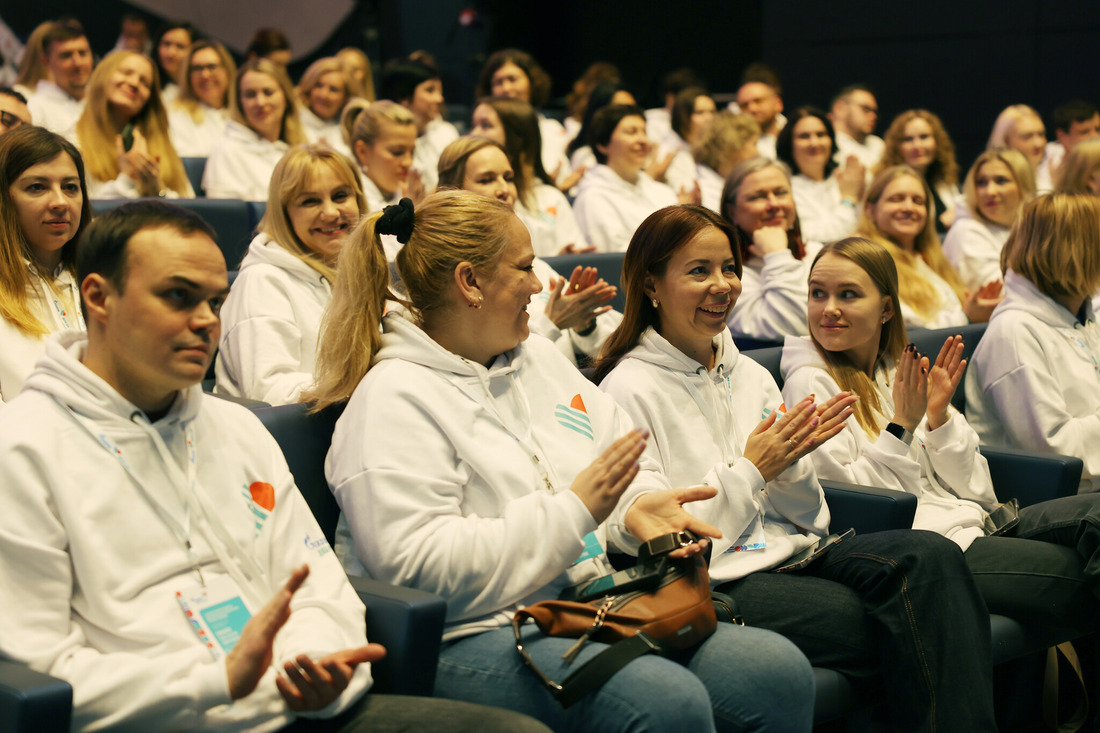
[0,661,71,733]
[181,157,206,197]
[250,402,445,696]
[543,252,626,314]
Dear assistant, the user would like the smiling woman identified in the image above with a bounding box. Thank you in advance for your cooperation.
[74,50,192,199]
[215,144,367,404]
[296,57,354,157]
[0,126,92,404]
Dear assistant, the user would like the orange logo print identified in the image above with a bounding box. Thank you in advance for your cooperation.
[570,394,587,413]
[249,482,275,511]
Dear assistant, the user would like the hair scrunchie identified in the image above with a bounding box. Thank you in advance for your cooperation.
[377,197,416,244]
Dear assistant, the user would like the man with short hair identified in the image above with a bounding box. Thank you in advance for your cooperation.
[1039,99,1100,191]
[27,19,92,135]
[735,79,784,159]
[0,86,30,133]
[829,84,883,169]
[0,201,548,733]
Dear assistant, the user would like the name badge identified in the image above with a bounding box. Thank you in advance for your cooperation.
[176,576,253,660]
[724,514,767,554]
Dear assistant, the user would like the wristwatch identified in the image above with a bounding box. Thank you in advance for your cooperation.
[885,421,915,446]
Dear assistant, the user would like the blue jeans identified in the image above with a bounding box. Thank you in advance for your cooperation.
[966,493,1100,630]
[436,622,814,733]
[717,530,997,732]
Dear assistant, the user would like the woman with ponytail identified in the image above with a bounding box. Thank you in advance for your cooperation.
[314,189,815,733]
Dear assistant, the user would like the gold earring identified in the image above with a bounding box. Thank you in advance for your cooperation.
[652,298,659,308]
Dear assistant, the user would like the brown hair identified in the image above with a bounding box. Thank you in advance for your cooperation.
[476,49,552,108]
[877,109,959,188]
[1001,193,1100,305]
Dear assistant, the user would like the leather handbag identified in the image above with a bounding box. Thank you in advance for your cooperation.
[512,530,717,707]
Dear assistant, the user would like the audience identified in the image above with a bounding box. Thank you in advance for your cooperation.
[735,72,784,159]
[563,61,621,146]
[151,21,195,105]
[380,56,456,191]
[658,85,715,193]
[337,47,375,101]
[246,27,292,69]
[0,86,30,132]
[987,104,1048,190]
[296,57,353,156]
[565,79,636,175]
[944,147,1036,291]
[27,19,92,135]
[829,84,883,169]
[692,111,759,211]
[344,99,420,219]
[877,110,960,235]
[1046,99,1100,191]
[203,59,305,201]
[645,67,704,145]
[0,126,89,404]
[13,21,55,100]
[1054,138,1100,197]
[168,40,236,158]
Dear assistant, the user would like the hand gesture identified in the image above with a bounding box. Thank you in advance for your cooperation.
[925,335,966,430]
[570,429,648,524]
[748,226,789,258]
[678,180,701,206]
[226,565,310,700]
[646,149,674,182]
[835,154,866,202]
[558,165,587,193]
[276,644,384,712]
[116,129,162,197]
[810,392,859,446]
[545,265,616,332]
[623,486,722,559]
[742,396,820,483]
[401,169,427,206]
[891,344,928,432]
[962,279,1004,323]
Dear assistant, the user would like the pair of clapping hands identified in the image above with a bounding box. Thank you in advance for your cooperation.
[892,334,968,433]
[569,392,859,557]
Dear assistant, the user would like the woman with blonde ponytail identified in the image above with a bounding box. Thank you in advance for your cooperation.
[320,189,816,733]
[857,165,999,328]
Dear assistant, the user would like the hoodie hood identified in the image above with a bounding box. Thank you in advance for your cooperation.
[23,331,202,433]
[376,311,526,381]
[575,163,647,196]
[780,333,827,379]
[995,269,1095,328]
[624,326,739,377]
[238,232,328,288]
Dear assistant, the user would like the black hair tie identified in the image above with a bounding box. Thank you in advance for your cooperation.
[378,198,416,244]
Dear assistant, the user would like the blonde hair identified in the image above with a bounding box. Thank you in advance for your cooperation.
[0,127,91,336]
[693,111,760,172]
[259,144,368,278]
[877,109,959,188]
[1055,139,1100,194]
[296,57,351,120]
[857,165,965,320]
[962,147,1036,226]
[1002,193,1100,304]
[346,99,415,147]
[307,189,515,409]
[808,238,908,436]
[232,59,305,145]
[337,47,375,102]
[437,136,507,190]
[175,40,236,123]
[75,51,190,195]
[988,104,1043,149]
[16,21,55,89]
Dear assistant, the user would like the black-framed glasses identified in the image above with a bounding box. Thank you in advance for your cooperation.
[0,111,25,130]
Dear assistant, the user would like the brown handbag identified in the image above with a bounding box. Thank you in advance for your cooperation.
[512,530,717,707]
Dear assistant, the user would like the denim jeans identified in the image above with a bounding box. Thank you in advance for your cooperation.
[436,621,815,733]
[717,529,997,733]
[966,493,1100,631]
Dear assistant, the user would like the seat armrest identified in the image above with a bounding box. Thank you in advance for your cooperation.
[822,479,917,534]
[981,446,1082,507]
[349,576,445,696]
[0,659,72,733]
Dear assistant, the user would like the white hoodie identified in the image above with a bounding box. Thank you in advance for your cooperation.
[327,313,668,641]
[0,332,370,732]
[169,104,230,158]
[601,328,830,583]
[215,233,330,405]
[572,164,677,253]
[297,107,351,159]
[782,335,998,550]
[725,242,822,342]
[515,183,588,257]
[966,270,1100,492]
[942,204,1010,293]
[790,174,858,244]
[204,121,290,201]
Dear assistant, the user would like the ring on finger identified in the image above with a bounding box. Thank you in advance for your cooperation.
[786,438,796,449]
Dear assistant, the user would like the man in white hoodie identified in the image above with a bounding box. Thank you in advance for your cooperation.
[0,200,547,733]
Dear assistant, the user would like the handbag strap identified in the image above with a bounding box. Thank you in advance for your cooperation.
[638,529,701,562]
[513,609,663,708]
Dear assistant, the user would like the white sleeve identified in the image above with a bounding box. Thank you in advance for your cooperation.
[550,189,588,251]
[919,413,999,509]
[86,172,142,199]
[726,250,810,341]
[942,220,1003,293]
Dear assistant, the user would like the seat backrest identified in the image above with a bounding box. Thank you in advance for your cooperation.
[181,157,207,197]
[907,322,987,413]
[743,346,784,389]
[542,252,627,314]
[250,403,345,545]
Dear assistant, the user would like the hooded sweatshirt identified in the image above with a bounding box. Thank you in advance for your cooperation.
[215,233,330,405]
[0,332,370,732]
[942,200,1010,293]
[204,120,290,201]
[782,335,998,550]
[572,164,677,253]
[966,269,1100,492]
[601,328,830,583]
[726,242,822,342]
[327,313,668,641]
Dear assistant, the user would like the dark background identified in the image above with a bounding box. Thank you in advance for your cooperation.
[6,0,1098,169]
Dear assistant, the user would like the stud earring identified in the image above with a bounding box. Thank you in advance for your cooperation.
[652,298,659,308]
[881,315,887,323]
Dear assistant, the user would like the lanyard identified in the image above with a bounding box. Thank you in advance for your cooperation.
[1065,330,1100,379]
[680,365,742,469]
[33,268,85,331]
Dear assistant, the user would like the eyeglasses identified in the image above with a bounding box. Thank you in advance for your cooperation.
[191,63,224,74]
[0,111,25,130]
[847,100,878,115]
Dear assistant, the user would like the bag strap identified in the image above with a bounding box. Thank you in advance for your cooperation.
[638,529,700,563]
[513,609,663,709]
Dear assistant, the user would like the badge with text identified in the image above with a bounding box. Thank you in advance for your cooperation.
[175,576,254,660]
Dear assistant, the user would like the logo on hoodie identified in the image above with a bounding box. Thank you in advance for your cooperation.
[241,482,275,536]
[555,394,594,440]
